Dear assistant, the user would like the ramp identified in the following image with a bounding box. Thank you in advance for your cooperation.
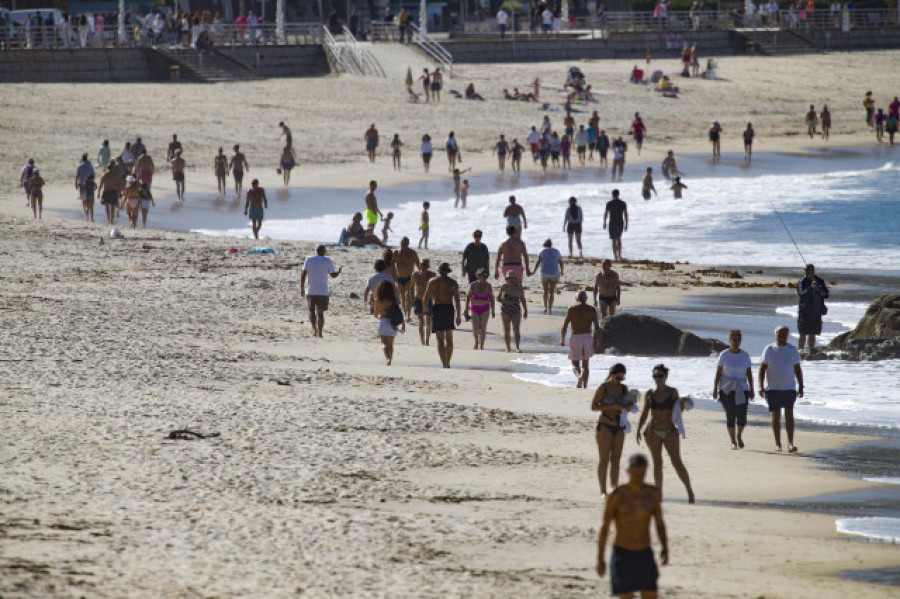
[361,41,434,80]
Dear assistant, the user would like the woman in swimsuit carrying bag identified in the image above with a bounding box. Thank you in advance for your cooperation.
[591,363,630,496]
[464,268,496,350]
[636,363,696,503]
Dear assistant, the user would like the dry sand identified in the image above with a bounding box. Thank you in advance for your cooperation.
[1,51,899,597]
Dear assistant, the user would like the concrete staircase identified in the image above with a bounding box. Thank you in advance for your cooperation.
[154,47,258,82]
[732,28,818,55]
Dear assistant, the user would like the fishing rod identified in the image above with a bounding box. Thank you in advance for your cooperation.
[770,201,808,266]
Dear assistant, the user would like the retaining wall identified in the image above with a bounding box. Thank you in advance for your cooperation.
[215,45,329,78]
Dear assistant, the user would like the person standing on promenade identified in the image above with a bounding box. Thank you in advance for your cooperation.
[593,259,622,318]
[713,329,755,450]
[641,167,658,200]
[797,264,829,350]
[497,6,509,38]
[243,179,267,240]
[393,237,420,319]
[167,134,183,161]
[411,259,436,346]
[464,268,495,350]
[637,364,695,503]
[596,454,668,598]
[135,149,155,191]
[503,195,527,237]
[301,245,342,338]
[97,163,121,225]
[821,106,832,140]
[75,153,94,207]
[462,229,490,284]
[592,363,630,496]
[374,280,403,366]
[563,196,584,258]
[214,147,228,196]
[229,145,249,199]
[422,263,462,368]
[364,180,383,235]
[743,123,755,160]
[806,105,819,139]
[532,238,564,314]
[759,326,804,453]
[364,124,379,163]
[709,120,723,160]
[497,270,527,352]
[171,151,186,202]
[495,225,530,282]
[604,190,628,262]
[560,291,602,388]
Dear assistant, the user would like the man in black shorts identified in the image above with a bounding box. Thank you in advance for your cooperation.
[603,189,629,262]
[411,259,436,346]
[759,326,804,453]
[422,262,462,368]
[597,454,668,598]
[796,264,829,351]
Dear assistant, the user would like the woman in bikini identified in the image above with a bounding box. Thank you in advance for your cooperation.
[464,268,496,350]
[497,270,527,352]
[280,146,296,186]
[121,176,141,229]
[591,363,629,497]
[373,280,403,366]
[636,364,695,503]
[214,147,229,196]
[390,134,403,171]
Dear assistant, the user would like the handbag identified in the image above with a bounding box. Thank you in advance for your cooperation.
[389,302,404,329]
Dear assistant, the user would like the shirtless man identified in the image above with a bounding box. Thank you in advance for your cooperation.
[229,144,250,198]
[641,167,657,200]
[97,163,122,225]
[561,291,603,388]
[411,259,436,345]
[597,454,668,599]
[170,151,186,202]
[422,262,462,368]
[660,151,678,180]
[365,180,383,234]
[364,124,379,163]
[135,149,155,191]
[593,259,622,318]
[806,105,819,139]
[604,190,629,262]
[494,225,530,283]
[503,195,527,237]
[244,179,268,239]
[392,237,421,319]
[167,134,183,160]
[279,121,293,150]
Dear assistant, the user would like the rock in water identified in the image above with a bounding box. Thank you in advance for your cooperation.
[831,294,900,349]
[602,314,727,357]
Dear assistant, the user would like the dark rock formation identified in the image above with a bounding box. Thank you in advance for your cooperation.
[602,314,727,357]
[821,295,900,361]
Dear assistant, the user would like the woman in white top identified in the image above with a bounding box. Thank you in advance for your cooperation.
[712,330,755,449]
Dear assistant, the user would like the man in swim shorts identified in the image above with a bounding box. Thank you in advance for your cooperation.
[97,163,121,225]
[593,259,622,318]
[393,237,420,319]
[171,151,186,202]
[364,123,379,163]
[561,291,602,388]
[641,167,657,201]
[422,263,462,368]
[167,134,183,160]
[301,245,343,338]
[502,195,527,237]
[597,453,668,598]
[364,180,383,234]
[244,179,268,240]
[229,144,249,199]
[495,225,530,283]
[411,259,436,346]
[135,149,155,191]
[604,190,629,262]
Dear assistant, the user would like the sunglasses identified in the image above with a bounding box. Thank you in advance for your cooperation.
[652,373,666,379]
[615,375,626,381]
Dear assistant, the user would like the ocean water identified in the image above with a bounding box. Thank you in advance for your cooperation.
[837,517,900,544]
[195,158,900,273]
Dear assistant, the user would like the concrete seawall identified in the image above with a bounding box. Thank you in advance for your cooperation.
[215,46,329,78]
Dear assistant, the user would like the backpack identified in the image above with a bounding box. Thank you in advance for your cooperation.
[389,302,404,329]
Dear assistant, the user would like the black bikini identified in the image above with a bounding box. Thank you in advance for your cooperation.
[596,384,627,436]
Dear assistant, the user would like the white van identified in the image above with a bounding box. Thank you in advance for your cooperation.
[6,8,66,48]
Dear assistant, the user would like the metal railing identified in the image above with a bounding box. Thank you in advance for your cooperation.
[341,25,386,78]
[410,22,453,76]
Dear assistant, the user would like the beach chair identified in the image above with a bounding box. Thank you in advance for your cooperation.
[406,86,421,103]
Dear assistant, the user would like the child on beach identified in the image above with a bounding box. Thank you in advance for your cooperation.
[418,202,430,249]
[561,135,572,170]
[671,176,688,199]
[453,167,471,208]
[381,211,394,244]
[461,180,469,208]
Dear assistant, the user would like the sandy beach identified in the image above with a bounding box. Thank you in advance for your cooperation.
[2,51,900,597]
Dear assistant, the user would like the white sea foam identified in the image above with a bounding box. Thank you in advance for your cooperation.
[864,477,900,485]
[774,302,870,343]
[836,517,900,544]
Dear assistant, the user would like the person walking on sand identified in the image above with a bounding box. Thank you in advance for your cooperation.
[464,268,495,350]
[592,363,631,497]
[611,137,626,181]
[170,151,186,202]
[364,180,383,234]
[864,91,875,127]
[797,264,829,350]
[806,105,819,139]
[364,260,396,316]
[604,190,629,262]
[75,153,94,202]
[493,134,510,172]
[280,146,296,186]
[390,134,403,170]
[420,134,433,172]
[418,202,430,249]
[139,183,155,228]
[301,245,342,338]
[381,212,394,245]
[532,238,564,315]
[641,167,658,201]
[167,134,183,161]
[29,168,45,219]
[135,149,154,191]
[596,454,668,597]
[503,195,527,238]
[743,123,755,160]
[364,124,379,163]
[462,230,490,284]
[759,326,804,453]
[709,120,723,160]
[244,179,268,240]
[670,177,688,200]
[636,364,696,504]
[411,259,436,346]
[374,280,404,366]
[278,121,292,150]
[821,106,832,140]
[393,237,420,319]
[593,259,622,318]
[422,263,462,368]
[20,158,36,207]
[97,163,121,225]
[631,114,646,155]
[229,145,249,199]
[713,329,755,450]
[560,291,602,389]
[121,176,141,229]
[563,197,584,258]
[445,131,460,171]
[510,138,524,175]
[98,140,111,171]
[82,174,97,222]
[497,270,527,353]
[453,167,472,208]
[214,147,229,196]
[495,225,530,282]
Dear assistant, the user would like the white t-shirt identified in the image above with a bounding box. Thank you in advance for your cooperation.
[527,130,541,145]
[538,247,562,277]
[760,343,802,391]
[496,10,508,25]
[366,272,394,294]
[542,9,554,25]
[716,349,751,387]
[302,255,335,296]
